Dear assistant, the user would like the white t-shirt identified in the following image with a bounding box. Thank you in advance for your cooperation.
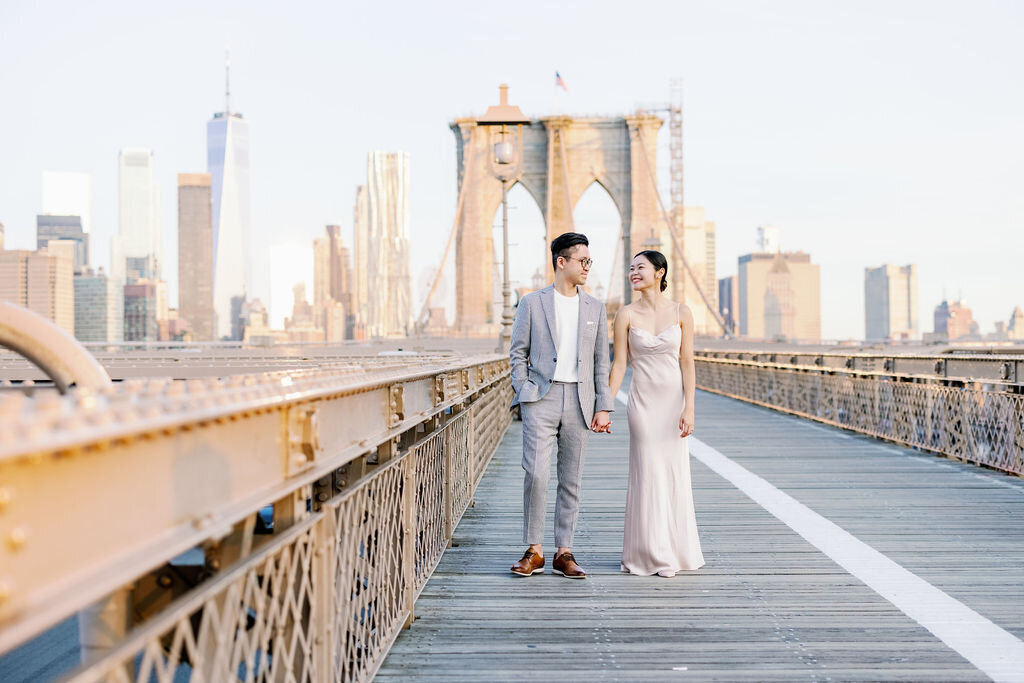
[552,288,580,382]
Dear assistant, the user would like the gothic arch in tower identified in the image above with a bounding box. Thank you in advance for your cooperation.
[450,114,666,332]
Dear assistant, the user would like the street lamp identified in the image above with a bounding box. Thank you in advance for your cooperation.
[477,84,531,353]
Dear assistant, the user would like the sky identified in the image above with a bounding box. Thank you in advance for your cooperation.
[1,0,1021,339]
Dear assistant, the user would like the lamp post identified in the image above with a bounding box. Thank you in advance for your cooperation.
[477,84,531,353]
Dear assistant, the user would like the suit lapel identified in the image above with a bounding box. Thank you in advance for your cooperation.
[576,287,590,358]
[539,285,559,349]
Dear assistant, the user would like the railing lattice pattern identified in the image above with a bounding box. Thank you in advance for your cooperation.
[69,377,512,682]
[697,360,1024,476]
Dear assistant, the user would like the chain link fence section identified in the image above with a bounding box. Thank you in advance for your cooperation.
[67,376,512,682]
[696,358,1024,476]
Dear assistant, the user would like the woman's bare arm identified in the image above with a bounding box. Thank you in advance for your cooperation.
[678,304,696,437]
[608,306,630,399]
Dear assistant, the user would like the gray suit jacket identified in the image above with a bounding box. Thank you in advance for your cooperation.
[509,284,615,424]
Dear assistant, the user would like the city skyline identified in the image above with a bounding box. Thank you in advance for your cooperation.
[0,2,1020,340]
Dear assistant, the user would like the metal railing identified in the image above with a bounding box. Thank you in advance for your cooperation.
[695,352,1024,476]
[0,353,513,682]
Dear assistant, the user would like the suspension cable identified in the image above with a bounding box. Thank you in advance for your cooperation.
[633,126,732,338]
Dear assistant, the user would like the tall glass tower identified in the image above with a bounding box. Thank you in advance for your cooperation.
[207,56,251,339]
[117,148,161,281]
[366,151,412,337]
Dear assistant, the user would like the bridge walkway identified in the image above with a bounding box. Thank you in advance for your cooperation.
[379,390,1024,681]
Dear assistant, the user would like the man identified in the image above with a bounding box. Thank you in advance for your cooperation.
[509,232,614,579]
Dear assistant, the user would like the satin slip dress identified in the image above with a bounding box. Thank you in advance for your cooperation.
[621,305,705,577]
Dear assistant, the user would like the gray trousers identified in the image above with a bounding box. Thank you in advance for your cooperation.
[520,381,589,548]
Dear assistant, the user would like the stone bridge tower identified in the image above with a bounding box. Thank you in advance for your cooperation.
[450,113,667,333]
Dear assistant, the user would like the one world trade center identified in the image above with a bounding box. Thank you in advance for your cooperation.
[207,56,251,339]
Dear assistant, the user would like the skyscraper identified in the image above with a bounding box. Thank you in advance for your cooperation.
[366,152,412,337]
[313,237,330,308]
[864,264,918,341]
[352,185,369,331]
[674,207,718,335]
[1007,307,1024,340]
[933,300,976,340]
[124,281,160,341]
[326,224,351,306]
[317,225,353,341]
[718,275,739,335]
[738,251,821,341]
[36,215,88,273]
[177,173,215,341]
[0,247,74,334]
[117,148,161,281]
[207,61,251,340]
[42,171,92,235]
[74,267,123,342]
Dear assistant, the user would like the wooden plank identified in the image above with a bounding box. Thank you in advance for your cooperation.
[378,389,1024,680]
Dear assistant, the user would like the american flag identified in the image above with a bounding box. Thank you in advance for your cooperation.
[555,71,568,92]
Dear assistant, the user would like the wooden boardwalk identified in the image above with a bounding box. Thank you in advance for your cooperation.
[379,390,1024,681]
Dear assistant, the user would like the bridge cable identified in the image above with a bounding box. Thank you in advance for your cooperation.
[557,128,576,233]
[417,127,480,326]
[633,126,733,338]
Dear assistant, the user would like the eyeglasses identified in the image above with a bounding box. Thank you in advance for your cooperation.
[562,256,593,269]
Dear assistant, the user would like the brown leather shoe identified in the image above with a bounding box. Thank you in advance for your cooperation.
[510,549,544,576]
[552,552,586,579]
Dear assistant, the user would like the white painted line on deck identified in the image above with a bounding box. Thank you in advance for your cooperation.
[690,438,1024,683]
[615,392,1024,682]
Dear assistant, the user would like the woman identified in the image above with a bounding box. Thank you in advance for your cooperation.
[608,250,705,577]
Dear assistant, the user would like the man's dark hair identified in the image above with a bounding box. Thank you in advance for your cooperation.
[634,249,669,292]
[550,232,589,271]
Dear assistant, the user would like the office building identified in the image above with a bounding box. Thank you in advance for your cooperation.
[0,247,75,334]
[718,275,739,336]
[74,267,123,342]
[738,251,821,341]
[366,152,413,337]
[326,225,349,304]
[37,215,88,273]
[207,80,252,339]
[177,173,215,341]
[163,309,192,342]
[117,148,161,281]
[42,171,92,235]
[864,264,918,341]
[230,294,246,341]
[124,280,160,341]
[1007,307,1024,340]
[313,236,341,341]
[313,237,330,307]
[672,207,717,335]
[352,185,369,330]
[933,300,976,341]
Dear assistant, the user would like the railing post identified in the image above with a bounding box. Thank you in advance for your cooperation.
[468,405,476,505]
[312,510,336,682]
[402,453,416,628]
[444,413,455,547]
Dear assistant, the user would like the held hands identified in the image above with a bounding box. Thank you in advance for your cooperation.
[679,411,695,438]
[591,410,612,434]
